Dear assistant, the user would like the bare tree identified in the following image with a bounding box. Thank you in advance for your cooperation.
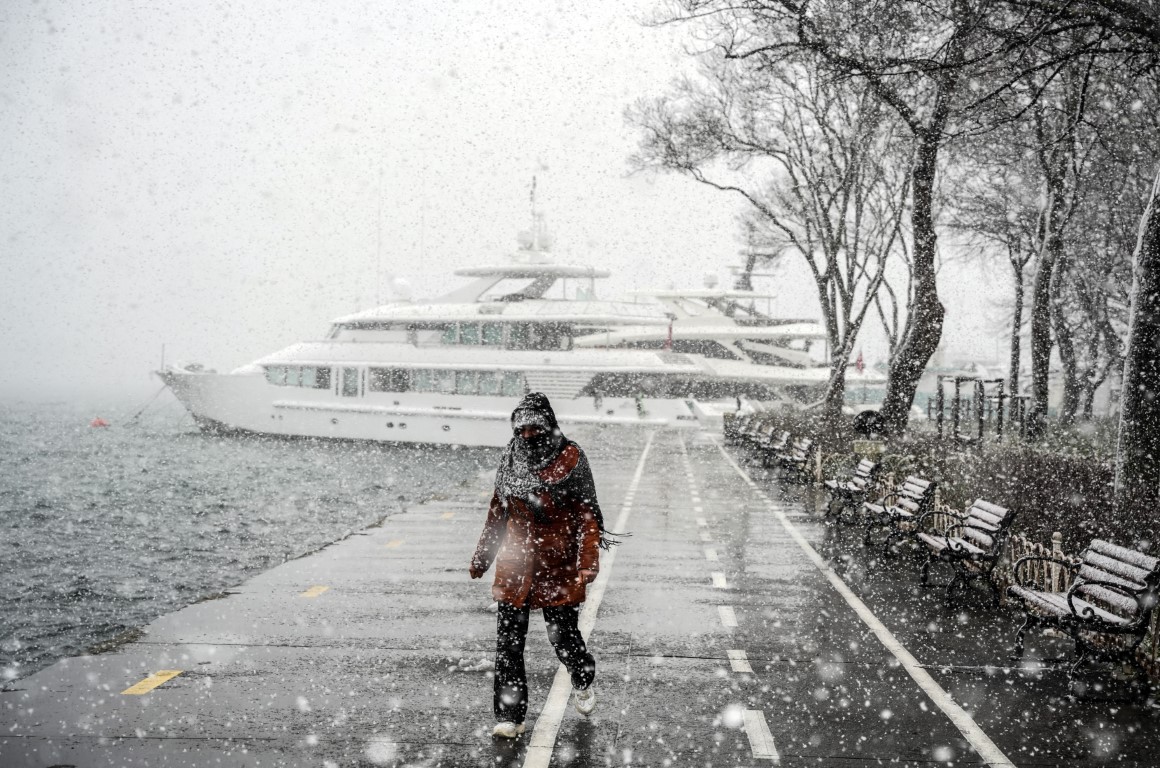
[648,0,997,433]
[944,147,1038,404]
[629,56,911,429]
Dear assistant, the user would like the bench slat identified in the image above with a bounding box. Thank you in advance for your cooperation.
[1090,539,1160,572]
[1084,551,1153,586]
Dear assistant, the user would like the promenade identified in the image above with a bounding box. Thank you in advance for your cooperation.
[2,427,1157,767]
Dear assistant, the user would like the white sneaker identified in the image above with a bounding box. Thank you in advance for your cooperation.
[573,686,596,716]
[492,721,526,738]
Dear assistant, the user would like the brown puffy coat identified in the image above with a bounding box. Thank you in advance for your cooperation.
[471,444,601,609]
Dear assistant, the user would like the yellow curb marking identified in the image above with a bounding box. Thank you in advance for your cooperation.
[385,539,404,548]
[122,670,182,695]
[300,585,330,598]
[440,511,455,520]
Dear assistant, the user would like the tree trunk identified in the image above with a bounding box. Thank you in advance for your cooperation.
[1009,261,1025,401]
[1027,188,1064,439]
[879,134,945,434]
[1114,167,1160,526]
[1050,264,1081,427]
[822,367,848,442]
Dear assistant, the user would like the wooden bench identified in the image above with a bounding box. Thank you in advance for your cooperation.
[823,457,880,518]
[861,475,936,550]
[740,417,771,450]
[915,499,1017,604]
[758,429,791,468]
[773,436,815,481]
[723,412,748,444]
[1007,539,1160,679]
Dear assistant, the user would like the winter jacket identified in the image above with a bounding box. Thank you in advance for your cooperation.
[471,443,602,609]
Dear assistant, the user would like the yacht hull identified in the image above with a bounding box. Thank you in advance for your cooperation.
[160,369,698,448]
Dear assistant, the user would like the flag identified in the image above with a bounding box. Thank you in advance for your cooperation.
[854,349,865,374]
[663,319,673,351]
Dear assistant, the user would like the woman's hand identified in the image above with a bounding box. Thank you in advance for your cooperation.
[469,563,486,579]
[579,569,597,584]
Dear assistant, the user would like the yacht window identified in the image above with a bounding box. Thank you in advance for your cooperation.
[440,325,458,345]
[369,367,410,392]
[459,323,480,345]
[300,366,318,388]
[412,369,434,391]
[507,324,529,349]
[285,366,301,387]
[456,371,478,395]
[478,371,500,396]
[481,323,502,346]
[501,372,526,397]
[432,369,454,393]
[314,367,332,390]
[341,367,360,397]
[265,366,287,386]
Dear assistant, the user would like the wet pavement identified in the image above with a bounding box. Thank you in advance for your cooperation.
[2,427,1157,767]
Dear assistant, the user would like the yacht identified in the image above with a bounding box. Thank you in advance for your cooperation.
[160,215,879,446]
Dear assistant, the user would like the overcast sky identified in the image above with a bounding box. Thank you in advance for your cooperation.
[0,0,998,404]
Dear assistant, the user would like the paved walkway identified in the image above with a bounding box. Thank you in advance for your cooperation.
[2,428,1157,766]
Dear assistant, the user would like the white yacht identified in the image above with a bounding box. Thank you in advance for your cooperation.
[160,213,879,446]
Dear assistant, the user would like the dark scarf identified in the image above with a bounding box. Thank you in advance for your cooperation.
[493,393,624,548]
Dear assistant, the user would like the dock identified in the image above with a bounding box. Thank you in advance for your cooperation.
[3,427,1157,767]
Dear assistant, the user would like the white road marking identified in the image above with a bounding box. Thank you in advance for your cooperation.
[704,548,719,562]
[711,572,728,589]
[694,505,704,513]
[727,649,752,673]
[742,709,780,762]
[699,531,712,542]
[713,439,1016,768]
[523,432,656,768]
[718,605,738,627]
[696,517,708,527]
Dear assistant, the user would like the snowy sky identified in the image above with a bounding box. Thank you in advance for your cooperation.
[0,0,998,403]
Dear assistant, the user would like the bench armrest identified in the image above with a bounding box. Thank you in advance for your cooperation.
[1065,578,1151,628]
[941,523,1001,556]
[914,505,964,532]
[1011,555,1077,589]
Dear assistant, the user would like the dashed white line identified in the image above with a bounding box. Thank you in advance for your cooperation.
[696,517,708,527]
[727,649,752,673]
[742,709,780,762]
[713,438,1016,768]
[718,605,738,627]
[711,572,728,589]
[704,548,719,562]
[699,531,712,542]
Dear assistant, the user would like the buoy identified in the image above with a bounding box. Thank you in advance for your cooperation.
[90,417,110,428]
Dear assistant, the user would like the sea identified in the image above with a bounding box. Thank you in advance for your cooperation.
[0,398,499,684]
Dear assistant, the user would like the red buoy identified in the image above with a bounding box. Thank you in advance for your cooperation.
[90,417,110,428]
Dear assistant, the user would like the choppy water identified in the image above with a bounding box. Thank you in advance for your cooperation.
[0,399,497,683]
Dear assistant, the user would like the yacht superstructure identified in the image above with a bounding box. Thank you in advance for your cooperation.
[160,207,881,446]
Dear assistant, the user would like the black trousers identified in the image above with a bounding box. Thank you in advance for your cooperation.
[494,601,596,724]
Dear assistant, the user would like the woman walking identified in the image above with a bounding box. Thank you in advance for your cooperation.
[469,393,613,738]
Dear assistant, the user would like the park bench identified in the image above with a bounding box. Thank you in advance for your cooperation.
[1007,539,1160,679]
[915,498,1017,604]
[739,416,769,450]
[823,457,880,517]
[773,436,815,481]
[758,429,792,468]
[861,475,937,550]
[723,412,746,444]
